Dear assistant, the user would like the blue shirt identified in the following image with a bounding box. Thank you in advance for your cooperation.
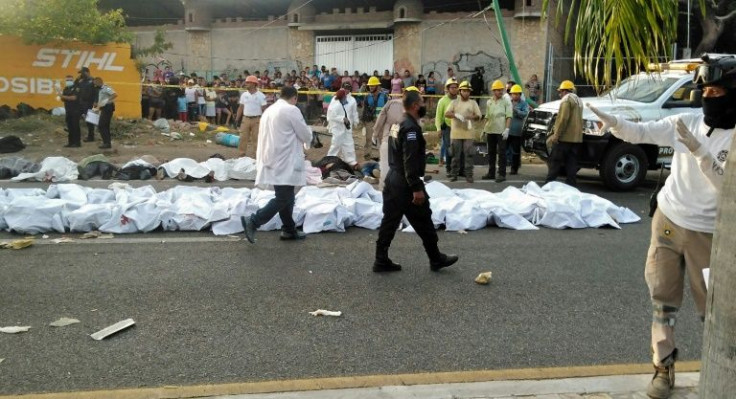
[322,74,335,89]
[177,96,188,112]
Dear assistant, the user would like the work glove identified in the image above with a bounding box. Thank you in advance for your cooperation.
[586,104,618,133]
[455,113,466,122]
[676,119,701,153]
[502,128,510,140]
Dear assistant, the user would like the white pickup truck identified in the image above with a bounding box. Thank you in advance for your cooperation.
[522,60,704,190]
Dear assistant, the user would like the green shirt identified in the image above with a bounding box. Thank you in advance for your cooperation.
[435,95,455,131]
[483,97,512,134]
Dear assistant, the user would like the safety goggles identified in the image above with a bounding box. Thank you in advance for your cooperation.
[693,64,724,86]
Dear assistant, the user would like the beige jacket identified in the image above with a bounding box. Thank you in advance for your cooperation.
[373,99,404,143]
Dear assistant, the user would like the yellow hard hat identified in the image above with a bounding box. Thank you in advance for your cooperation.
[404,86,420,92]
[445,77,458,88]
[558,80,575,91]
[510,84,523,94]
[368,76,381,86]
[458,81,472,91]
[491,80,505,91]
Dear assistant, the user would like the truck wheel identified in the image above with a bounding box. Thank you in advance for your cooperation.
[600,143,648,191]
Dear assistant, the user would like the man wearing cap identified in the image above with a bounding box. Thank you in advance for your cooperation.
[544,80,583,186]
[74,67,98,143]
[241,86,313,244]
[91,77,117,149]
[373,86,419,190]
[435,78,459,173]
[373,90,459,273]
[360,76,388,159]
[445,81,482,183]
[59,75,81,148]
[326,86,360,168]
[235,75,267,158]
[588,54,736,399]
[482,80,512,182]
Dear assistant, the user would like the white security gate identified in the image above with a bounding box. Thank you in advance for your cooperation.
[315,34,393,74]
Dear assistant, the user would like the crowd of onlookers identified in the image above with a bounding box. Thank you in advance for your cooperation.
[140,64,544,126]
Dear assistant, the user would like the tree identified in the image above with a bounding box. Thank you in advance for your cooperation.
[0,0,132,44]
[542,0,679,89]
[684,0,736,55]
[131,28,173,74]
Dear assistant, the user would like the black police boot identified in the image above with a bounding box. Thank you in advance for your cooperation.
[373,246,401,272]
[429,253,459,272]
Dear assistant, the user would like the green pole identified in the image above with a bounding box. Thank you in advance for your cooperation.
[491,0,537,107]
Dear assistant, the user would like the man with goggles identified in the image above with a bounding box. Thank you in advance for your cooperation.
[588,53,735,399]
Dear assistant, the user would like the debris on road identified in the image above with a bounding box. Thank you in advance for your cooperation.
[0,238,34,250]
[42,235,49,239]
[49,318,80,327]
[309,309,342,317]
[458,229,468,235]
[90,319,135,340]
[81,231,114,240]
[0,358,4,364]
[0,326,31,334]
[475,271,493,285]
[52,237,74,244]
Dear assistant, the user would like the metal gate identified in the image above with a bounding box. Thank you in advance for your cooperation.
[315,34,393,74]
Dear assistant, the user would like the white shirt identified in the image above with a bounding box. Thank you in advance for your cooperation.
[185,87,198,103]
[97,85,116,107]
[239,90,267,116]
[613,113,733,233]
[255,99,313,188]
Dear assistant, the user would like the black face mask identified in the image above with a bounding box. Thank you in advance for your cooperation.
[417,106,427,118]
[703,91,736,129]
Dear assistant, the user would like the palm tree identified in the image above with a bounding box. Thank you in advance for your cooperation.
[542,1,735,396]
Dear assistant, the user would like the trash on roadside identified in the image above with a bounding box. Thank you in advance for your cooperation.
[42,235,49,239]
[458,229,468,235]
[90,318,135,340]
[170,132,183,140]
[49,317,80,327]
[474,271,493,285]
[309,309,342,317]
[81,231,114,240]
[189,132,196,137]
[52,237,74,244]
[0,326,31,334]
[0,358,4,364]
[153,118,170,133]
[206,139,212,144]
[0,238,34,250]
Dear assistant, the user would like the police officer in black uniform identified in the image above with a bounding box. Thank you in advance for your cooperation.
[60,75,81,147]
[74,66,98,142]
[373,91,459,273]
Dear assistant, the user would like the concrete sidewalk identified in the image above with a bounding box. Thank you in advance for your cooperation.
[211,373,699,399]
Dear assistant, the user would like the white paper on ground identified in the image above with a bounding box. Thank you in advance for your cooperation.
[0,326,31,334]
[90,318,135,340]
[49,317,80,327]
[703,268,710,290]
[309,309,342,317]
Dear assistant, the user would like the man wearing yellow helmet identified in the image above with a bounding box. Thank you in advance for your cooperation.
[445,81,481,183]
[435,77,459,172]
[360,76,389,159]
[507,84,529,175]
[545,80,583,186]
[482,80,512,182]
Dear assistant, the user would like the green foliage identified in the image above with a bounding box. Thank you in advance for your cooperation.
[542,0,698,89]
[0,0,133,44]
[132,28,172,59]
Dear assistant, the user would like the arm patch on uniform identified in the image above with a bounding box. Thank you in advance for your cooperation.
[406,132,417,141]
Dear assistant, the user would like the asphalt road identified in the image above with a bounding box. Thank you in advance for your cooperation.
[0,165,705,395]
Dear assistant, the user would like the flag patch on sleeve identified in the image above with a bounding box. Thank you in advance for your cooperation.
[406,132,417,141]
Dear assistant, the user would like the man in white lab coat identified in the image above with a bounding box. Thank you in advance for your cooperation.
[242,86,313,243]
[327,84,360,169]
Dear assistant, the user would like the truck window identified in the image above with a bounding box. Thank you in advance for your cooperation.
[665,80,699,107]
[603,76,680,103]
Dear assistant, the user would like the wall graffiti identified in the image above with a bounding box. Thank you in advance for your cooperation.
[422,51,508,92]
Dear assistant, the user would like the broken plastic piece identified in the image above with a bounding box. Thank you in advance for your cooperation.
[309,309,342,317]
[0,239,34,250]
[52,237,74,244]
[49,317,80,327]
[90,318,135,340]
[475,271,493,285]
[458,229,468,235]
[0,326,31,334]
